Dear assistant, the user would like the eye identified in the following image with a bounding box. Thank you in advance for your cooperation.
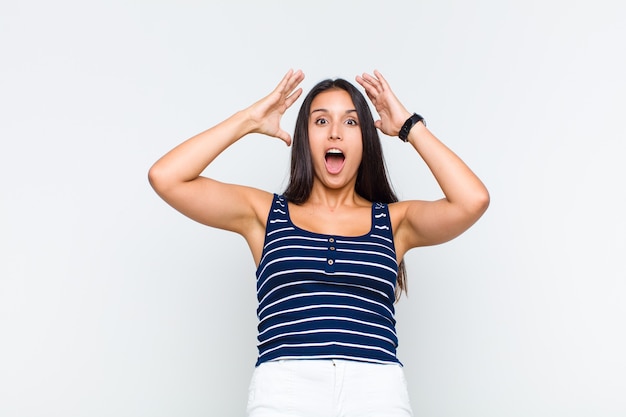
[345,118,359,126]
[314,117,328,125]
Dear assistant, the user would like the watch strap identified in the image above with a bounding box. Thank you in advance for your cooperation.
[398,113,425,142]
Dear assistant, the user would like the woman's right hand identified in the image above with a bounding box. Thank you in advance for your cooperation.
[246,69,305,146]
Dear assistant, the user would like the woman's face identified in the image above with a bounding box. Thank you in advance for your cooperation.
[308,88,363,190]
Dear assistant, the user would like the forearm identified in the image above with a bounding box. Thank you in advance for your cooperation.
[407,122,490,214]
[148,109,255,191]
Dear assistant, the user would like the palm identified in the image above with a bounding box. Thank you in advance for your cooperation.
[253,91,291,134]
[249,69,304,145]
[356,70,410,137]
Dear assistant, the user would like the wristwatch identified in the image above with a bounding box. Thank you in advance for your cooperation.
[398,113,425,142]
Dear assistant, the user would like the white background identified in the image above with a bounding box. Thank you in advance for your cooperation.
[1,1,625,416]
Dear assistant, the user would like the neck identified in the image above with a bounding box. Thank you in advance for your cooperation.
[306,183,369,210]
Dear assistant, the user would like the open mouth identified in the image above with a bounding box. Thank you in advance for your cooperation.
[324,149,345,174]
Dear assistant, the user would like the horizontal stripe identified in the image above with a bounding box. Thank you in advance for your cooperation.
[265,354,398,365]
[263,234,328,250]
[257,259,327,293]
[258,286,394,317]
[266,226,295,237]
[259,341,396,359]
[258,273,391,305]
[259,301,394,327]
[258,266,395,297]
[337,236,395,251]
[257,247,328,276]
[336,247,398,266]
[334,259,398,276]
[259,327,397,347]
[258,316,396,339]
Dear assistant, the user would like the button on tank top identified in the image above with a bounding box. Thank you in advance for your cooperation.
[255,194,401,366]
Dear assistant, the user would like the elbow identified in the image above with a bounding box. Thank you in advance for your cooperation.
[471,187,490,219]
[147,162,169,195]
[457,186,489,224]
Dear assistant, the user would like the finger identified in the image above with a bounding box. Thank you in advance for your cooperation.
[282,69,305,96]
[361,74,387,102]
[276,130,292,146]
[355,75,379,100]
[355,75,367,92]
[373,70,390,90]
[273,69,294,94]
[284,87,303,108]
[360,72,382,89]
[357,73,375,90]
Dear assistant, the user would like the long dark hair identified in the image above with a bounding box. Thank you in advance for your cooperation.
[283,78,407,299]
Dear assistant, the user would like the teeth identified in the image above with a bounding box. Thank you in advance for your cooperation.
[326,149,343,155]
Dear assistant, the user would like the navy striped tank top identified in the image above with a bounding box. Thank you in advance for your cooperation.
[255,194,400,366]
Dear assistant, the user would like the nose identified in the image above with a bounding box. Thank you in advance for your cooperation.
[329,125,341,140]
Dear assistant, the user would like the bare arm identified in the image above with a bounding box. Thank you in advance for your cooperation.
[356,71,489,257]
[148,70,305,244]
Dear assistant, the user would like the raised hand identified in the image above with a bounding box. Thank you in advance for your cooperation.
[356,70,411,137]
[247,69,305,146]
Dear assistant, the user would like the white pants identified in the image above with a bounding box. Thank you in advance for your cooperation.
[246,359,413,417]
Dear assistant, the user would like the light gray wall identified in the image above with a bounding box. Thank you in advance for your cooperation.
[1,1,624,416]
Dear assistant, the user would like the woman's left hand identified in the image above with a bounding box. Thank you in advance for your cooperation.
[356,70,412,137]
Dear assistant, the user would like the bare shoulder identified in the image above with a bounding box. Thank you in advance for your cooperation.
[246,186,276,227]
[388,200,427,228]
[220,183,274,234]
[390,194,488,256]
[388,200,429,259]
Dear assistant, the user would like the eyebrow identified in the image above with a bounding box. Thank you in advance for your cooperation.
[310,108,358,115]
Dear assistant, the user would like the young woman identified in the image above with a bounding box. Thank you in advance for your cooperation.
[149,69,489,416]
